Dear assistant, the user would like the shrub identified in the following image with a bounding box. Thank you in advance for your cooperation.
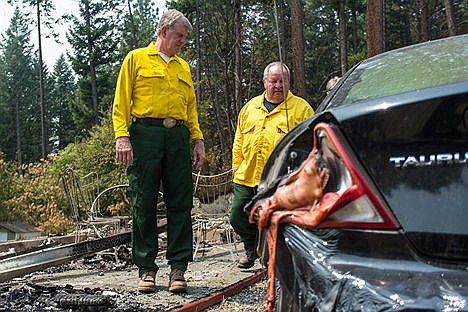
[4,157,73,234]
[0,152,19,222]
[50,111,130,218]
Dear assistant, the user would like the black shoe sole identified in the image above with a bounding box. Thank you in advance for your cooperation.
[138,286,156,293]
[169,285,187,293]
[237,261,255,269]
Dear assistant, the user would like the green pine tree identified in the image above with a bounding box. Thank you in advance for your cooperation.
[0,7,38,164]
[66,0,121,135]
[49,55,77,152]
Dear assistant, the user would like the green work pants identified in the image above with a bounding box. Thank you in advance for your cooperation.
[127,122,193,277]
[229,183,258,256]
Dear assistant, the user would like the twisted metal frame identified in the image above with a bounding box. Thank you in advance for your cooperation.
[191,169,238,259]
[61,168,123,242]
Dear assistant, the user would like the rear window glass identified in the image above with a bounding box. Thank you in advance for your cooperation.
[335,35,468,106]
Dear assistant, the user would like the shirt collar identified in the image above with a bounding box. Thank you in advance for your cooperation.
[257,90,293,110]
[147,41,182,64]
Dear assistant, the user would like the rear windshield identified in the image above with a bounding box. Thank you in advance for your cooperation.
[334,35,468,107]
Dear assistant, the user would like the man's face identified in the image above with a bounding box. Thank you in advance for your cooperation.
[263,65,290,104]
[161,21,188,56]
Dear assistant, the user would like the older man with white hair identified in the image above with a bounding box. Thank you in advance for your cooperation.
[230,62,314,269]
[112,9,205,294]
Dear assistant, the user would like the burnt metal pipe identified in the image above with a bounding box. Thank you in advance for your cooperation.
[0,232,130,283]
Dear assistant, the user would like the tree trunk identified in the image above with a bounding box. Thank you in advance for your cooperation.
[276,0,286,64]
[36,0,47,160]
[84,0,99,124]
[338,0,348,75]
[126,0,138,48]
[234,0,242,116]
[367,0,385,57]
[444,0,457,36]
[290,0,306,98]
[211,57,227,153]
[15,97,22,167]
[420,0,429,41]
[351,0,358,55]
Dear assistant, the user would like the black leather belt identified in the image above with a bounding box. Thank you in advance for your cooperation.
[132,117,184,128]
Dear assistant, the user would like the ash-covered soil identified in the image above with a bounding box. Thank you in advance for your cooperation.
[0,243,267,311]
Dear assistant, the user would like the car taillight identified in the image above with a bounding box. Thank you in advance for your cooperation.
[314,122,399,229]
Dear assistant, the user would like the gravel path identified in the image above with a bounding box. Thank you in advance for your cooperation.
[205,281,266,311]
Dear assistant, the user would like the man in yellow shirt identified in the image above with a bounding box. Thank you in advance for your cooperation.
[230,62,314,269]
[112,9,205,293]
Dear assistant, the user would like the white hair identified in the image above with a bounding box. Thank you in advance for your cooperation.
[326,76,341,92]
[156,9,192,36]
[263,62,290,80]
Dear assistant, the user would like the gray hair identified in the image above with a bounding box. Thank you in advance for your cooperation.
[156,9,192,36]
[263,62,290,80]
[326,76,340,92]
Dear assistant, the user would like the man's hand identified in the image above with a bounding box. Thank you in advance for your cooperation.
[115,136,133,166]
[192,139,205,169]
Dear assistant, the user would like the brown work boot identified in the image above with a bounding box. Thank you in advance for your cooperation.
[237,247,259,269]
[169,269,187,293]
[237,254,257,269]
[138,271,156,293]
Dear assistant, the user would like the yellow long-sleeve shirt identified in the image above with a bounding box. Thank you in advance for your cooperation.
[112,42,203,142]
[232,91,314,187]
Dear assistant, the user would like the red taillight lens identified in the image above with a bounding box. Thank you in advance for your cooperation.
[314,123,399,229]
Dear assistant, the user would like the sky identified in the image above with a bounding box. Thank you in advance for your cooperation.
[0,0,167,70]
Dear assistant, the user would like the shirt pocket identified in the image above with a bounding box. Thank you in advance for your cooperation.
[241,124,256,156]
[135,69,165,93]
[176,72,193,101]
[273,123,288,146]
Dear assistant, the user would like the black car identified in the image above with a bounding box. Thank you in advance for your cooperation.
[246,34,468,311]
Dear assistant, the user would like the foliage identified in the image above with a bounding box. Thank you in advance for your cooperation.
[49,55,77,152]
[2,156,73,234]
[201,145,232,175]
[168,0,285,155]
[1,0,466,164]
[50,110,127,185]
[66,0,122,134]
[7,0,60,41]
[118,0,160,54]
[0,0,467,227]
[11,0,63,159]
[0,7,40,164]
[49,110,129,216]
[0,152,18,222]
[4,77,129,230]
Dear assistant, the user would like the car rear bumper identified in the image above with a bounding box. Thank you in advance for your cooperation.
[274,224,468,311]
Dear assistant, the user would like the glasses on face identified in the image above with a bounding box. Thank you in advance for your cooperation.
[267,80,284,86]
